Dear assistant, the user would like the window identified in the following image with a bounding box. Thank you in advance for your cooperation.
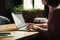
[23,0,44,10]
[23,0,33,10]
[34,0,44,10]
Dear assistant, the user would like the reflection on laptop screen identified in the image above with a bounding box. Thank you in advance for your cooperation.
[11,13,26,29]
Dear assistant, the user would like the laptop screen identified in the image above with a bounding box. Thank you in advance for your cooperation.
[11,13,26,29]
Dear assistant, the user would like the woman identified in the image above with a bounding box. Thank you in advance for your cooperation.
[46,0,60,40]
[28,0,60,40]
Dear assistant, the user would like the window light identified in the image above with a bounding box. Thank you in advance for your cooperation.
[34,0,44,10]
[23,0,33,10]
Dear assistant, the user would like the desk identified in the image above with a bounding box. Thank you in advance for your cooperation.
[0,24,16,32]
[0,24,38,40]
[0,23,32,32]
[12,31,38,40]
[0,31,38,40]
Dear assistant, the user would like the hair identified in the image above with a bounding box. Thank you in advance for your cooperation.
[47,0,60,7]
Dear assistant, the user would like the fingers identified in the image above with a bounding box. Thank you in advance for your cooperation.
[35,24,48,29]
[27,24,39,31]
[34,25,48,31]
[27,23,48,31]
[27,23,35,31]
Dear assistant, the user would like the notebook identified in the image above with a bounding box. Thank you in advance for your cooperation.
[11,12,28,31]
[0,33,13,37]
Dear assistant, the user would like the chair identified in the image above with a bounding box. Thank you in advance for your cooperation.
[0,16,10,25]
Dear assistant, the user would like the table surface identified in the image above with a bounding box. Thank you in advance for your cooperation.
[0,24,38,40]
[0,31,38,40]
[12,31,38,39]
[0,23,32,32]
[0,24,16,32]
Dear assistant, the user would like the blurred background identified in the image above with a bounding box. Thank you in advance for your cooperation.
[0,0,49,23]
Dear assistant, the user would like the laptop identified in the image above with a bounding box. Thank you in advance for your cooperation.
[11,12,28,31]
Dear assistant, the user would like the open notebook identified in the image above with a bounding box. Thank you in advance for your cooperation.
[11,13,27,31]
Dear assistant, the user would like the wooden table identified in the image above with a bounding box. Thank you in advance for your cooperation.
[12,31,38,40]
[0,31,38,40]
[0,24,38,40]
[0,24,16,32]
[0,23,32,32]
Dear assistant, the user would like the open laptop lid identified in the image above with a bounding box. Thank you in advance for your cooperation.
[11,12,27,30]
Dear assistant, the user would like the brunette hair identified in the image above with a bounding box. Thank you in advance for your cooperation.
[47,0,60,7]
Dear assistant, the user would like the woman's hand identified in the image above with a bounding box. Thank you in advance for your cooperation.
[27,23,36,31]
[34,24,48,31]
[27,23,48,31]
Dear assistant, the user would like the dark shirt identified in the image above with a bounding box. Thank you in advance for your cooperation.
[48,8,60,40]
[38,5,60,40]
